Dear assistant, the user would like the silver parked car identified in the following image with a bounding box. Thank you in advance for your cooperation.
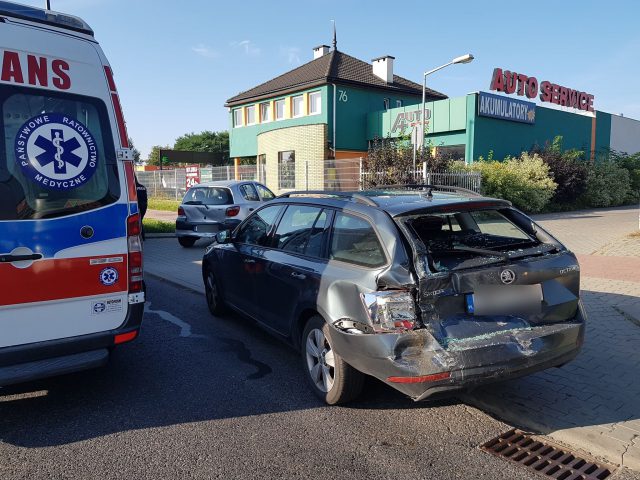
[176,180,275,247]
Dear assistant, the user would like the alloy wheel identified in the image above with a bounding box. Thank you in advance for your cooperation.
[305,328,335,392]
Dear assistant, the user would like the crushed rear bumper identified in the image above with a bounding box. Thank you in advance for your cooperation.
[328,301,586,401]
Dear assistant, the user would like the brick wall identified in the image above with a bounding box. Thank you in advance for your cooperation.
[257,123,328,193]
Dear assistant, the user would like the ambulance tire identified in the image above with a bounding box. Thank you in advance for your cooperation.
[178,236,197,248]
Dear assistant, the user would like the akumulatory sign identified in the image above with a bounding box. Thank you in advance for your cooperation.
[490,68,594,113]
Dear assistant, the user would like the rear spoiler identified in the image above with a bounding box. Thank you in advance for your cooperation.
[393,199,512,217]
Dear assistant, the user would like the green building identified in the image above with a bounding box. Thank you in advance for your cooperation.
[226,44,640,191]
[225,44,445,189]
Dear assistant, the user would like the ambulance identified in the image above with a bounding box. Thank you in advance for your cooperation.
[0,2,144,386]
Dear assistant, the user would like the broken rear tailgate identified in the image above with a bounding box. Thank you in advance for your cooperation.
[418,251,581,344]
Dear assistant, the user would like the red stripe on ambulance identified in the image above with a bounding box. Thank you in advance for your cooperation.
[0,255,126,307]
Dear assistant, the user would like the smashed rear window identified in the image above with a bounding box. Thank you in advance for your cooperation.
[405,209,545,272]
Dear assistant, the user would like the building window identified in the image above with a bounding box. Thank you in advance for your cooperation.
[275,99,285,120]
[246,105,256,125]
[396,99,403,108]
[233,109,242,127]
[383,98,390,110]
[278,150,295,189]
[292,95,304,117]
[309,91,321,115]
[260,102,270,122]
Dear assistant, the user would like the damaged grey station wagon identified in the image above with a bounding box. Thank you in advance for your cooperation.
[202,187,585,404]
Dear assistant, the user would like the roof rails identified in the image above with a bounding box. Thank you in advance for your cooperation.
[276,190,378,206]
[372,184,482,197]
[0,1,93,36]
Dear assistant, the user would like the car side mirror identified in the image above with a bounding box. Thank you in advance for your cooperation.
[215,230,231,244]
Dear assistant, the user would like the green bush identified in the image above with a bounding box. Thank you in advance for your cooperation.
[609,151,640,202]
[580,161,631,207]
[467,153,557,213]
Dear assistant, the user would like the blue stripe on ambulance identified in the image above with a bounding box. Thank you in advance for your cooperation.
[0,203,128,257]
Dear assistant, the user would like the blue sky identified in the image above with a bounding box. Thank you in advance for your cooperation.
[19,0,640,158]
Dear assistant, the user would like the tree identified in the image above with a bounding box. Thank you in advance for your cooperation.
[173,130,229,164]
[147,145,172,167]
[128,137,141,163]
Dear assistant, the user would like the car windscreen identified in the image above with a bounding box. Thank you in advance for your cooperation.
[182,186,232,205]
[404,209,542,272]
[0,85,119,220]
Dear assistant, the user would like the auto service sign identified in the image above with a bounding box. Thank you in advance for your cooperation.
[489,67,594,113]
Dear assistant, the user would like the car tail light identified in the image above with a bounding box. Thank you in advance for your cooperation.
[225,206,240,217]
[361,290,416,333]
[178,206,185,216]
[114,330,138,345]
[127,214,143,293]
[387,372,451,383]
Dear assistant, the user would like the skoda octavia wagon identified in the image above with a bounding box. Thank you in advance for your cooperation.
[201,187,585,404]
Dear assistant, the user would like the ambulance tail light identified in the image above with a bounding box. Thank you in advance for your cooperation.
[127,214,143,293]
[123,160,138,202]
[104,66,129,148]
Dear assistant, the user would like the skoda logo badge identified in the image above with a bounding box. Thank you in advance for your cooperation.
[500,269,516,285]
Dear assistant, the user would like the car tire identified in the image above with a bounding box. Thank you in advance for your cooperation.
[301,315,364,405]
[204,269,225,316]
[178,236,197,248]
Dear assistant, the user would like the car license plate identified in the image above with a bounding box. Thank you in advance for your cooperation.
[195,225,219,233]
[466,284,543,316]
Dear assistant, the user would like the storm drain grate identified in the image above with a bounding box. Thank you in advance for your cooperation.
[481,429,614,480]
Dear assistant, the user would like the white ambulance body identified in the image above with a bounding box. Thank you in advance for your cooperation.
[0,1,144,386]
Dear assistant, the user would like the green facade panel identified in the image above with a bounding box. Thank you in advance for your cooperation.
[367,97,470,140]
[595,111,612,155]
[331,84,422,151]
[472,103,596,160]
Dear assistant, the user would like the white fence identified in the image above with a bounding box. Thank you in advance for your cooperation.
[139,159,481,199]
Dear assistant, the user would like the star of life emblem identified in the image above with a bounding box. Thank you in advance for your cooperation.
[99,267,119,286]
[14,113,99,190]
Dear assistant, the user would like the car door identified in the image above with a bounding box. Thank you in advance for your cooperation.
[237,182,262,219]
[252,205,331,335]
[219,204,284,316]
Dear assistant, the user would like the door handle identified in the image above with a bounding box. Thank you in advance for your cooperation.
[0,253,43,263]
[243,258,256,264]
[249,208,254,211]
[290,272,307,280]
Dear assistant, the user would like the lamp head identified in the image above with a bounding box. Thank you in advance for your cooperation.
[452,53,474,64]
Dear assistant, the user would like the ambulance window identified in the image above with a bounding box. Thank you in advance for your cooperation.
[0,86,119,220]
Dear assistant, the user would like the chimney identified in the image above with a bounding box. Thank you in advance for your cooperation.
[372,55,395,83]
[313,45,330,60]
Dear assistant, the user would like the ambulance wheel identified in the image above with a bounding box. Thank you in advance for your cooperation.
[178,236,197,248]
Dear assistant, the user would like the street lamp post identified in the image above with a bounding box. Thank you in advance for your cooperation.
[414,53,475,173]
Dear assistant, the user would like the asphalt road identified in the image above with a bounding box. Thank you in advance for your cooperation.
[1,276,637,480]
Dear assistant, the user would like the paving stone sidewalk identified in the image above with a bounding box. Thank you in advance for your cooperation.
[144,204,640,471]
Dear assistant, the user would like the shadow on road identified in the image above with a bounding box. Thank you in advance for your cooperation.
[1,281,637,448]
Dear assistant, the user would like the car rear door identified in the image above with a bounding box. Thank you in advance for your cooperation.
[252,205,331,335]
[181,186,232,232]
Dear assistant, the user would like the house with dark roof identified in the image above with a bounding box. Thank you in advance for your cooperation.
[225,43,446,191]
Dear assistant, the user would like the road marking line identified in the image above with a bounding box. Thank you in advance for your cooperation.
[144,302,207,338]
